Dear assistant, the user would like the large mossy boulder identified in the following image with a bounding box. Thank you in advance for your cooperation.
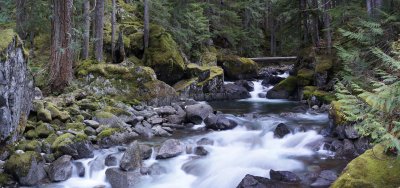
[0,29,34,145]
[51,133,94,159]
[144,25,186,85]
[217,55,258,80]
[332,145,400,188]
[266,76,298,99]
[4,151,47,186]
[303,86,336,104]
[330,101,347,125]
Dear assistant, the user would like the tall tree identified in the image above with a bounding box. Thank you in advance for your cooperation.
[16,0,27,39]
[323,0,332,54]
[82,0,90,59]
[94,0,105,62]
[144,0,150,49]
[111,0,116,62]
[49,0,74,92]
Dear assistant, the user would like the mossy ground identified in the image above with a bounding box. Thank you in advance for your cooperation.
[303,86,336,103]
[0,29,14,53]
[332,144,400,188]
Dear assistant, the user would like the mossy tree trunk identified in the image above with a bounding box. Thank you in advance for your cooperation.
[94,0,105,62]
[82,0,90,59]
[144,0,150,49]
[49,0,74,92]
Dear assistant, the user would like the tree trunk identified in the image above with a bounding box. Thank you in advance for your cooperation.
[16,0,27,39]
[270,19,277,56]
[49,0,74,92]
[82,0,90,59]
[111,0,116,63]
[115,31,126,63]
[94,0,105,62]
[144,0,150,49]
[323,0,332,54]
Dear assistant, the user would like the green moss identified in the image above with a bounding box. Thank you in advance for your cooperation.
[128,56,144,65]
[17,140,42,152]
[35,123,54,138]
[173,78,198,91]
[45,133,58,145]
[200,48,218,66]
[0,173,11,186]
[330,101,347,125]
[65,123,86,131]
[37,108,52,122]
[0,29,15,53]
[104,106,131,116]
[25,129,38,139]
[315,56,333,73]
[297,69,314,86]
[97,128,121,139]
[51,133,74,150]
[218,55,258,80]
[303,86,335,104]
[5,151,43,177]
[273,76,298,94]
[95,111,114,119]
[144,24,186,84]
[332,144,400,188]
[198,66,224,85]
[303,86,317,99]
[74,133,88,142]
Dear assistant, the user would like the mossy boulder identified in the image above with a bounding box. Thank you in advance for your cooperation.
[25,129,38,139]
[315,56,333,73]
[141,80,178,106]
[303,86,336,104]
[65,123,86,131]
[45,102,70,122]
[0,173,11,186]
[0,29,15,53]
[17,140,42,153]
[4,151,47,186]
[37,108,52,122]
[332,144,400,188]
[330,101,347,125]
[144,25,186,85]
[51,133,93,159]
[200,47,218,66]
[35,122,54,138]
[266,76,298,99]
[297,69,314,86]
[217,54,258,80]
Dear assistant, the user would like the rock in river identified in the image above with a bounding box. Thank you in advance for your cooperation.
[156,139,185,159]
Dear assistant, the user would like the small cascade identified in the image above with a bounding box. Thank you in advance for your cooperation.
[277,71,290,78]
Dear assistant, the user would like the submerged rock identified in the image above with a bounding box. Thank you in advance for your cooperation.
[273,123,291,138]
[156,139,185,159]
[48,155,73,182]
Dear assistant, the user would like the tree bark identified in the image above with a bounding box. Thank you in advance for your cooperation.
[144,0,150,49]
[82,0,90,59]
[94,0,105,62]
[323,0,332,54]
[49,0,74,92]
[16,0,27,39]
[111,0,116,63]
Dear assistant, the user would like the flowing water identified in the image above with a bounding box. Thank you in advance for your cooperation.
[49,79,347,188]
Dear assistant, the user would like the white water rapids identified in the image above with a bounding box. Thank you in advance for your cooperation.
[49,78,333,188]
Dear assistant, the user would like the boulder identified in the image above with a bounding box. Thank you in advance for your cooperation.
[218,55,258,80]
[140,144,153,160]
[266,76,298,99]
[223,84,251,100]
[270,170,301,183]
[185,104,213,124]
[156,139,185,159]
[51,133,94,159]
[134,123,154,138]
[205,115,238,130]
[120,141,142,171]
[48,155,73,182]
[140,163,167,176]
[311,170,337,188]
[152,125,172,137]
[74,162,85,177]
[194,146,208,156]
[236,174,301,188]
[155,106,176,116]
[148,116,163,125]
[235,80,255,92]
[344,126,359,139]
[335,139,357,159]
[105,154,118,167]
[274,123,291,138]
[4,151,46,186]
[106,167,141,188]
[0,30,34,145]
[83,120,100,129]
[354,137,370,155]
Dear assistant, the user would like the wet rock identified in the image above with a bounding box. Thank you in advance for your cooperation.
[235,80,255,92]
[105,154,118,166]
[140,144,153,160]
[196,138,214,146]
[354,137,370,155]
[148,116,163,125]
[74,162,85,177]
[270,170,301,183]
[185,104,213,124]
[310,170,337,188]
[48,155,73,182]
[273,123,291,138]
[106,167,141,188]
[335,139,357,159]
[237,174,300,188]
[34,87,43,100]
[156,139,185,159]
[262,75,285,86]
[344,126,359,139]
[205,115,238,130]
[223,84,251,100]
[194,146,208,156]
[84,126,96,136]
[167,114,185,124]
[126,116,144,126]
[155,106,176,116]
[83,120,100,129]
[152,125,172,137]
[134,123,154,138]
[140,163,167,176]
[4,151,46,186]
[73,140,95,159]
[258,93,266,98]
[120,141,142,171]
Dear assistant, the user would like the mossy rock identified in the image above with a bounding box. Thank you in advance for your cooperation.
[24,130,38,139]
[332,144,400,188]
[0,29,15,53]
[97,128,121,140]
[200,47,218,66]
[104,106,131,117]
[45,102,70,122]
[35,123,55,138]
[0,173,11,186]
[303,86,336,104]
[297,69,314,86]
[267,76,298,99]
[315,56,333,73]
[330,101,347,125]
[95,111,114,119]
[17,140,42,153]
[37,108,52,122]
[4,151,44,178]
[65,123,86,131]
[144,24,186,85]
[217,55,258,80]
